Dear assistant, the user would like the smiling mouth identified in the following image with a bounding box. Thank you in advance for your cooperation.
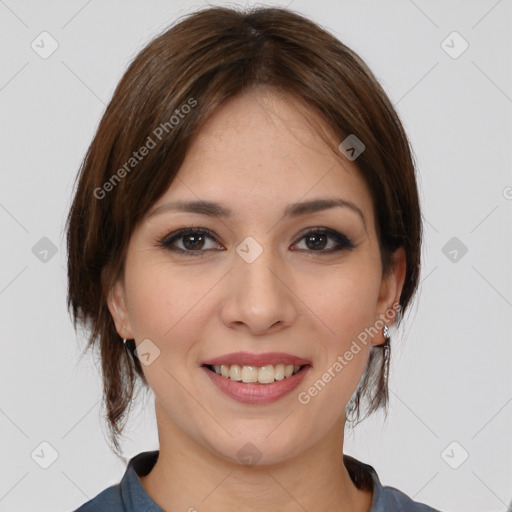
[203,363,309,384]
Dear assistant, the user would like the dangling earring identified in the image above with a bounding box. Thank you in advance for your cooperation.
[122,324,129,346]
[122,338,136,361]
[382,324,391,386]
[383,324,390,343]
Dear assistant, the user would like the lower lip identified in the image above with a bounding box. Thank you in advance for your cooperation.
[202,365,311,404]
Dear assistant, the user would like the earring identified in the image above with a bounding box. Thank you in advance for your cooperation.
[122,324,129,345]
[123,338,136,361]
[382,324,390,387]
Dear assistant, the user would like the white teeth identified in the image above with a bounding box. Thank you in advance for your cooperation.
[209,363,304,384]
[274,363,285,381]
[228,364,242,381]
[241,366,258,383]
[258,365,275,384]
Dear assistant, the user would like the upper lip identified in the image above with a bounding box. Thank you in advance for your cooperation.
[202,352,311,367]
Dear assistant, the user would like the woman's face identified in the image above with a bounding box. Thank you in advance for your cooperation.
[109,88,404,465]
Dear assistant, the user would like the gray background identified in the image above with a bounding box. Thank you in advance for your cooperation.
[0,0,511,511]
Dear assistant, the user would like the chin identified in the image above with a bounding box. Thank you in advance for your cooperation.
[205,429,307,468]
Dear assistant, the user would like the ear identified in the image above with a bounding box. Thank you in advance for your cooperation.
[106,278,134,340]
[372,247,407,346]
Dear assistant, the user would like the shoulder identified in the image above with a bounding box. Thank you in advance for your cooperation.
[71,451,160,512]
[376,483,441,511]
[72,484,123,512]
[343,454,442,512]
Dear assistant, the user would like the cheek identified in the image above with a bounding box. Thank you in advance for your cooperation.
[124,257,213,341]
[122,259,206,396]
[295,275,379,424]
[300,260,381,404]
[307,263,382,344]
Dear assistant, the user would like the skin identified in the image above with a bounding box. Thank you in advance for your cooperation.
[108,86,406,512]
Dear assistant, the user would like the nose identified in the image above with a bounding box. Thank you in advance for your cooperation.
[220,243,298,336]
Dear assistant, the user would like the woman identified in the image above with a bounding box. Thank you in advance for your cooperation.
[67,5,441,511]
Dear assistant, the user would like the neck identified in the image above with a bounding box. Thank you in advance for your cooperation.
[139,401,373,512]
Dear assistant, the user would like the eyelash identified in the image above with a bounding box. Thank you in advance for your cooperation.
[157,227,355,256]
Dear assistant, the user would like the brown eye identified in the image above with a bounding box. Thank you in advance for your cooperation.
[160,228,222,255]
[181,232,206,250]
[293,228,354,253]
[304,232,329,250]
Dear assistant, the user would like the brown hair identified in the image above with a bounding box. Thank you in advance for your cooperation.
[66,5,422,457]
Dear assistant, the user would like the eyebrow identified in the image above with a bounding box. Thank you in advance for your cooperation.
[146,197,367,230]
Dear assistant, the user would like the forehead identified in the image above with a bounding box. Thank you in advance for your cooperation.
[152,88,375,225]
